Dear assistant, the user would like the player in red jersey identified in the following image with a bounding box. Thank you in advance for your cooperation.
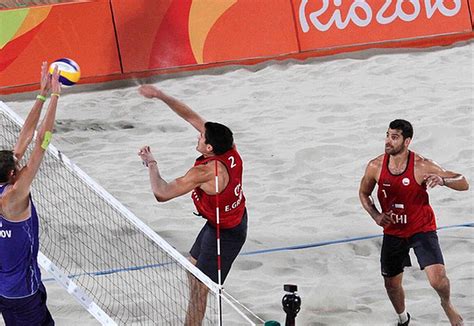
[359,119,468,326]
[137,85,247,325]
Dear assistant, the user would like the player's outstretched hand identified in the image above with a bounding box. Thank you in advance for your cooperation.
[39,61,51,95]
[138,145,157,167]
[50,66,61,96]
[139,85,165,100]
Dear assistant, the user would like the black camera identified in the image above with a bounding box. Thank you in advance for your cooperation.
[282,284,301,326]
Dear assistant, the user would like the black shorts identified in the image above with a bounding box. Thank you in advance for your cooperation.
[0,282,54,326]
[190,209,248,284]
[381,231,444,277]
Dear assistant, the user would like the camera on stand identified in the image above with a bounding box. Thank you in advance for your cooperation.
[282,284,301,326]
[263,284,301,326]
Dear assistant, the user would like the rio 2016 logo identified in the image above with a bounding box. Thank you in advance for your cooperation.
[299,0,462,32]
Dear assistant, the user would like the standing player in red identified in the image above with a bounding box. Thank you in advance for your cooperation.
[359,119,468,326]
[137,85,247,325]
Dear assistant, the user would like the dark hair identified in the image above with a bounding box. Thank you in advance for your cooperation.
[0,150,15,183]
[204,122,234,155]
[389,119,413,139]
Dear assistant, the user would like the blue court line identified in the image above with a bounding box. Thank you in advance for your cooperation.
[76,261,174,278]
[42,222,473,283]
[42,261,175,283]
[240,222,474,256]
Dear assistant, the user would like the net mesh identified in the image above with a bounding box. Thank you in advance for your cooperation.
[0,105,220,325]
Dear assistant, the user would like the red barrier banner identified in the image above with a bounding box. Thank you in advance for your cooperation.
[0,0,121,89]
[294,0,473,51]
[1,0,472,94]
[111,0,299,73]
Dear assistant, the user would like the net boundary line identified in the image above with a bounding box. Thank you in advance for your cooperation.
[37,252,118,326]
[222,290,265,325]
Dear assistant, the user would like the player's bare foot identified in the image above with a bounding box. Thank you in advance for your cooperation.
[441,301,463,326]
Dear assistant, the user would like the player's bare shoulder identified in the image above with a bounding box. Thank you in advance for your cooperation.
[414,152,429,164]
[370,154,384,165]
[367,154,384,171]
[413,152,441,172]
[364,154,384,181]
[189,163,214,179]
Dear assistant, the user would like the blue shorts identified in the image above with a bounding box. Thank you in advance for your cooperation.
[381,231,444,277]
[0,282,54,326]
[190,209,247,283]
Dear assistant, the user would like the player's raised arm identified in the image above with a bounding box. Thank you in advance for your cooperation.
[14,61,51,161]
[138,84,206,133]
[7,67,61,214]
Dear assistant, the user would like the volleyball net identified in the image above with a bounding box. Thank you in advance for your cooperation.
[0,101,260,325]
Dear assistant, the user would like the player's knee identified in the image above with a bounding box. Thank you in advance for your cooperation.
[426,265,449,291]
[429,274,449,291]
[384,277,402,292]
[385,283,401,293]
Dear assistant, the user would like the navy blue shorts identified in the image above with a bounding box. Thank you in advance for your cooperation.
[381,231,444,277]
[0,282,54,326]
[190,209,247,283]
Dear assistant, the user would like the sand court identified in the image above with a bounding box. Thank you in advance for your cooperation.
[2,41,473,325]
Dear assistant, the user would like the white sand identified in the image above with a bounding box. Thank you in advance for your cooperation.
[2,41,473,325]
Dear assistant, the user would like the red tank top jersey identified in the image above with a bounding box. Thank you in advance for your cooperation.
[377,151,436,237]
[192,147,246,229]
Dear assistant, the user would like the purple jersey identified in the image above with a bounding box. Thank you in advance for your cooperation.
[0,184,41,298]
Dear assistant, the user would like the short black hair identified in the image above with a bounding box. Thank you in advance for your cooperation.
[204,122,233,155]
[0,150,15,183]
[389,119,413,139]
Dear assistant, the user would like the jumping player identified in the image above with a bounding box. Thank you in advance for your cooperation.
[359,119,468,326]
[137,85,247,325]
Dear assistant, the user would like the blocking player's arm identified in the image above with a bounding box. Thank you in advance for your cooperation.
[419,158,469,191]
[14,61,51,161]
[5,68,61,220]
[139,85,206,133]
[148,164,213,202]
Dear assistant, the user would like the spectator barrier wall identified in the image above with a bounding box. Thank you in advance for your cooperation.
[1,0,473,94]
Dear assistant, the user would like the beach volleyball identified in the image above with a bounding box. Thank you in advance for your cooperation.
[49,58,81,86]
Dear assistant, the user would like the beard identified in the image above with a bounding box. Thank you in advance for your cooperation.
[385,143,405,156]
